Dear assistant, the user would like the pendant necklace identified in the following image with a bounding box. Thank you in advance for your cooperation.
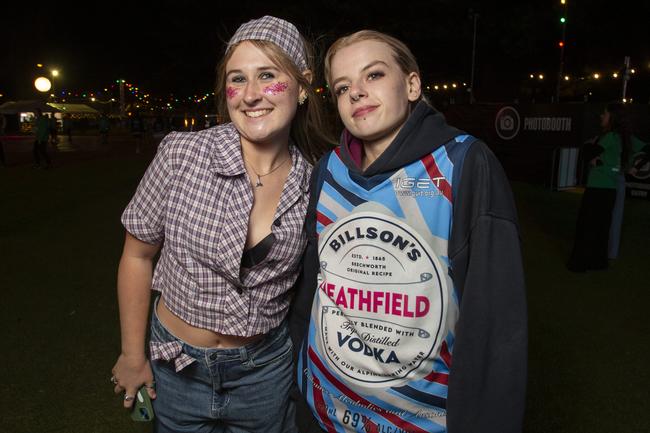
[244,154,290,188]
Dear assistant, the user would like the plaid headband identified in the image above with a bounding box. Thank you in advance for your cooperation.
[227,16,308,71]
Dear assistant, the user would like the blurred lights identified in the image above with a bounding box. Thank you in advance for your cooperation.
[51,69,59,77]
[593,73,600,79]
[34,77,52,92]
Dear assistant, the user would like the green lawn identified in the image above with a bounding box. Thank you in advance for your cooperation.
[0,155,648,433]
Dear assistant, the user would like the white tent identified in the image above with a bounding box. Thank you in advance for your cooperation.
[46,103,99,114]
[0,100,60,114]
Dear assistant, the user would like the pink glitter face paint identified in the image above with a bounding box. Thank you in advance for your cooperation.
[263,82,289,95]
[226,87,238,99]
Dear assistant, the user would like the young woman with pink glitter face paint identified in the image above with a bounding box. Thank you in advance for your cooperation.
[111,16,334,433]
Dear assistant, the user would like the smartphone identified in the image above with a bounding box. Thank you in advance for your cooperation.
[130,386,155,422]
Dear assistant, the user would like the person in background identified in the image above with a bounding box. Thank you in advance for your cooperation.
[0,113,6,167]
[569,103,649,271]
[62,114,73,143]
[32,109,51,169]
[49,114,58,146]
[99,113,110,144]
[290,30,526,433]
[110,15,333,433]
[129,112,145,154]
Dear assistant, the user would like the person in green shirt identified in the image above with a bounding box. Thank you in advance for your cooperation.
[32,108,51,169]
[568,103,648,272]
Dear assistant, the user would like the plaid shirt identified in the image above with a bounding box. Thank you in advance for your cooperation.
[122,123,311,338]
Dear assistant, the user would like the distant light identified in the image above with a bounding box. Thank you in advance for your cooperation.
[34,76,52,92]
[452,83,457,88]
[560,17,566,23]
[593,73,600,79]
[434,85,439,90]
[529,74,534,79]
[91,97,96,101]
[37,63,43,68]
[564,75,570,81]
[558,41,564,48]
[612,72,618,78]
[443,84,448,89]
[51,69,59,77]
[622,98,627,103]
[538,74,544,80]
[631,69,636,74]
[561,0,566,4]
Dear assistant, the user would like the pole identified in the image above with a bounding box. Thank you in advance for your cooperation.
[119,80,126,118]
[555,21,567,102]
[469,12,478,104]
[622,56,631,101]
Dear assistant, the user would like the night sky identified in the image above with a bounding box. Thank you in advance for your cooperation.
[2,0,649,102]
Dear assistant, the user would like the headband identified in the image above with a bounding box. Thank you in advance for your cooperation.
[227,15,308,71]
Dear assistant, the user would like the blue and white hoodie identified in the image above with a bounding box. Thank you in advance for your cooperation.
[289,101,527,433]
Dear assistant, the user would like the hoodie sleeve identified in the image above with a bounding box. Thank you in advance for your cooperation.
[288,157,325,357]
[447,142,527,433]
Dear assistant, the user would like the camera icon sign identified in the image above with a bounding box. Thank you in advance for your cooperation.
[495,106,521,140]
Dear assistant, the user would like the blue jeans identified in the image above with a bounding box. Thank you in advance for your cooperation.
[150,306,297,433]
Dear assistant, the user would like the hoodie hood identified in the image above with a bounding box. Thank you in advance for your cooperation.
[339,100,465,177]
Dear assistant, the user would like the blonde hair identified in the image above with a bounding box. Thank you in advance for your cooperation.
[215,39,335,164]
[324,30,422,104]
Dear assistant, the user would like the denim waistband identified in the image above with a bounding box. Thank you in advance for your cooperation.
[149,296,288,371]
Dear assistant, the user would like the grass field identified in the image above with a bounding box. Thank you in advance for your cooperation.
[0,151,648,433]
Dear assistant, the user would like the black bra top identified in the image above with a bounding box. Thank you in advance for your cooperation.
[241,233,275,269]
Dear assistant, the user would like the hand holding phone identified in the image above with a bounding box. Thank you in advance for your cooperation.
[131,386,155,422]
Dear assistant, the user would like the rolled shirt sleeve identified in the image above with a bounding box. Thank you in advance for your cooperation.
[121,135,173,244]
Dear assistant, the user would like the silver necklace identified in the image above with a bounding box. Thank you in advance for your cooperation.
[243,154,290,188]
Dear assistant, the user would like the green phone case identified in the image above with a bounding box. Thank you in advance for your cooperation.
[130,386,155,422]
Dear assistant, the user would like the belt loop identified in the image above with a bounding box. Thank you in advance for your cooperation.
[239,346,248,362]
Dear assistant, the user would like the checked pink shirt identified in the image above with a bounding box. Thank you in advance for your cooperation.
[122,123,311,340]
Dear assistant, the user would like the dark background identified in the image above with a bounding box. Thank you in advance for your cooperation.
[2,0,649,102]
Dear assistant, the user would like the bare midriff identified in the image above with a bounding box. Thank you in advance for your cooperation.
[156,297,264,348]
